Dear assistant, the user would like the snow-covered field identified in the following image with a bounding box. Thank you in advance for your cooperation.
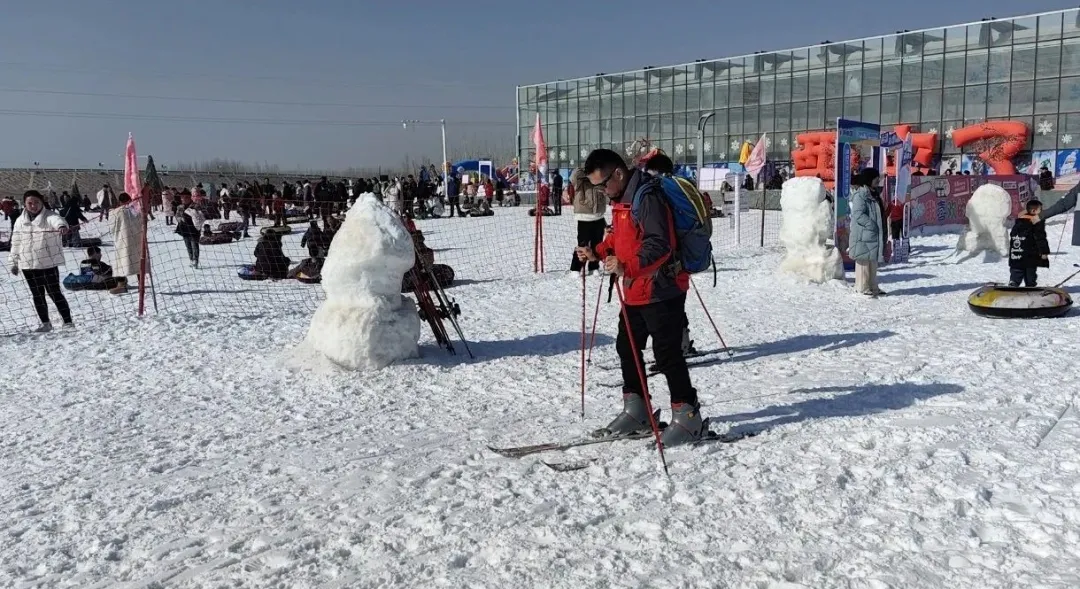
[3,207,1080,588]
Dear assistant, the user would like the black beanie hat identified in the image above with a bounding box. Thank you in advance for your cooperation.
[23,190,43,202]
[853,168,880,187]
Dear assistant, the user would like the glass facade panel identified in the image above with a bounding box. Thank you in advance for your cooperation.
[516,9,1080,168]
[1038,41,1063,78]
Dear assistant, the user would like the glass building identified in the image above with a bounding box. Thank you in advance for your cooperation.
[516,9,1080,173]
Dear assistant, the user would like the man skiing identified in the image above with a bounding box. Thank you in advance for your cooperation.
[576,148,706,446]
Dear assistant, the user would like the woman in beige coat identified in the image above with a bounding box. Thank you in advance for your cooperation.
[108,192,145,294]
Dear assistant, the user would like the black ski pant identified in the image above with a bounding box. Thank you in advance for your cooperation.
[1009,267,1038,287]
[23,267,72,325]
[448,197,462,217]
[182,234,200,265]
[570,219,605,273]
[890,219,903,240]
[617,293,697,407]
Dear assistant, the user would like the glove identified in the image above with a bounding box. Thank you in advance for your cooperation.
[10,265,19,276]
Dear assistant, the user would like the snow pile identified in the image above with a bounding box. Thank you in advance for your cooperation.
[298,194,420,370]
[956,184,1011,259]
[778,177,843,283]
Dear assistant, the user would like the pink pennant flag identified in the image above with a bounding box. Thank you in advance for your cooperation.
[744,133,768,181]
[124,133,141,203]
[532,113,548,182]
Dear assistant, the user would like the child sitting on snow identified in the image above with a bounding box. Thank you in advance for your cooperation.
[80,246,121,289]
[1008,200,1050,287]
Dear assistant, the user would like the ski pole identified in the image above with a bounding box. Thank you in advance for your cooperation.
[586,267,604,364]
[580,266,587,419]
[1056,215,1069,254]
[689,276,732,358]
[1054,263,1080,288]
[614,281,669,476]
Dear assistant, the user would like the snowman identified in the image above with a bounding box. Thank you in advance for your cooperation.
[301,193,421,370]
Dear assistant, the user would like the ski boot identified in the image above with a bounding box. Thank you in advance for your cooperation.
[592,393,657,439]
[659,403,706,447]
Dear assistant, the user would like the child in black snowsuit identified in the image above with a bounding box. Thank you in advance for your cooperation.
[80,246,121,289]
[1009,200,1050,287]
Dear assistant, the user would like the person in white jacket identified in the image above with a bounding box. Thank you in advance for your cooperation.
[383,179,403,214]
[8,190,74,332]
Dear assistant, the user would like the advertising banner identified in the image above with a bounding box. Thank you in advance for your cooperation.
[834,118,881,270]
[906,175,1039,231]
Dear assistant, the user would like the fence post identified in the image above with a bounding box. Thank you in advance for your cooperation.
[759,187,766,248]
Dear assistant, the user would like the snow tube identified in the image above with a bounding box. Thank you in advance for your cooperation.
[288,258,323,282]
[260,225,292,236]
[199,233,234,245]
[468,209,495,217]
[237,265,268,281]
[967,284,1073,319]
[66,237,102,248]
[216,221,243,233]
[63,272,110,291]
[528,207,556,217]
[401,264,455,293]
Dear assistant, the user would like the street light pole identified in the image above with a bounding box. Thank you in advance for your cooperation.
[441,119,448,181]
[696,113,715,189]
[402,119,449,180]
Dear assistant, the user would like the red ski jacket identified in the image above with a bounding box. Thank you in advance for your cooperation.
[594,169,689,306]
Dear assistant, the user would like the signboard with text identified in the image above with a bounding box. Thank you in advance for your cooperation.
[835,118,881,271]
[906,175,1039,232]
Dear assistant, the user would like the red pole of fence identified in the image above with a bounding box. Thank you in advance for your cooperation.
[533,203,541,273]
[539,211,545,272]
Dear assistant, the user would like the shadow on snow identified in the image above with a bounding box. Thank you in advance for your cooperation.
[885,282,985,297]
[721,382,965,438]
[682,331,897,372]
[456,330,615,360]
[875,272,938,284]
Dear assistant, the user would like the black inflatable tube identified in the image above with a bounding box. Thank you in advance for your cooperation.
[968,303,1072,319]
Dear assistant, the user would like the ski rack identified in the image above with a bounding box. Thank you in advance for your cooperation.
[405,219,474,359]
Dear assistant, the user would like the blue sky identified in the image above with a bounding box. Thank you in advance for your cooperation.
[0,0,1072,171]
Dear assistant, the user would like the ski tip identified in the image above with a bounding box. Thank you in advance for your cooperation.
[544,459,594,472]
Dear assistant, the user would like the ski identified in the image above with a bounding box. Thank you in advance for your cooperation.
[488,430,655,459]
[595,347,728,372]
[599,354,728,388]
[540,430,760,472]
[543,459,596,472]
[648,347,728,373]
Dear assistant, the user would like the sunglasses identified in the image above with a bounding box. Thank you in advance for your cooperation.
[593,168,618,189]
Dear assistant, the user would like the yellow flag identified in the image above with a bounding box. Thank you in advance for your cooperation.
[738,141,753,165]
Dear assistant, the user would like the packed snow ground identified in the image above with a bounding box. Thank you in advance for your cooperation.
[3,209,1080,588]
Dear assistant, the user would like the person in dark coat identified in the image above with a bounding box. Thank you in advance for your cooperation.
[59,194,89,247]
[253,232,291,279]
[300,221,328,260]
[1038,166,1055,191]
[1009,200,1050,287]
[551,170,564,215]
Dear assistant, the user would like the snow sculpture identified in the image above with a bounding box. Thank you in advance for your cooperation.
[779,177,844,283]
[956,184,1011,259]
[302,193,420,370]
